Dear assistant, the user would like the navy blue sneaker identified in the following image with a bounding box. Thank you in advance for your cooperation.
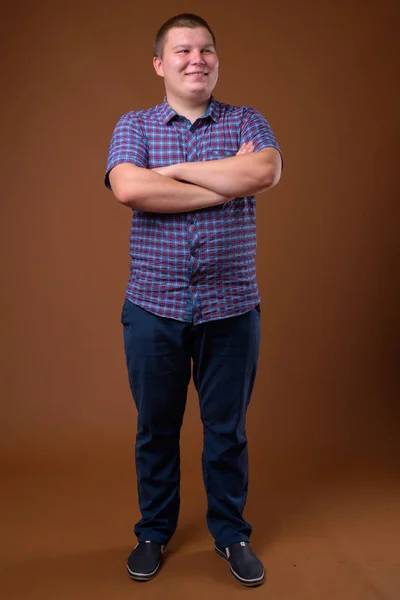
[127,541,166,581]
[215,541,265,587]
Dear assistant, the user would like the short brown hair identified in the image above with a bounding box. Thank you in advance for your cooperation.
[154,13,216,58]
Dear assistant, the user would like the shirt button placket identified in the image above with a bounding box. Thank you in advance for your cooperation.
[187,125,201,321]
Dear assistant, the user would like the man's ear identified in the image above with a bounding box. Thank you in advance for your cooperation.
[153,56,164,78]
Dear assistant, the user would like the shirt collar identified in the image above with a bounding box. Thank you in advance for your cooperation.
[204,96,220,122]
[158,96,221,124]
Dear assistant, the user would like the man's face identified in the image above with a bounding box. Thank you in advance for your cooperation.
[153,27,219,103]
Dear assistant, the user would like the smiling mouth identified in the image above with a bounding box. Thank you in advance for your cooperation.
[186,72,208,76]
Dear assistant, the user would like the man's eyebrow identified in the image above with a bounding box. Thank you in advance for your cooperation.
[172,43,215,50]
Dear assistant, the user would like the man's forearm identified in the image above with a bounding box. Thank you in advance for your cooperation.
[109,163,231,213]
[126,181,230,213]
[159,149,281,197]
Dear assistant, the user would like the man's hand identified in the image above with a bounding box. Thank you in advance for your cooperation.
[152,142,255,179]
[236,141,254,156]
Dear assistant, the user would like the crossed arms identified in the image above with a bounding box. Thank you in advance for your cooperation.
[109,143,282,213]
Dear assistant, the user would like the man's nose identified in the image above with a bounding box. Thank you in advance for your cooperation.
[191,50,205,64]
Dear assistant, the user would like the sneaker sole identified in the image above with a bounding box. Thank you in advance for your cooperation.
[215,546,265,587]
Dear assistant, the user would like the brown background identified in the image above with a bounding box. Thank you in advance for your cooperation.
[1,0,399,598]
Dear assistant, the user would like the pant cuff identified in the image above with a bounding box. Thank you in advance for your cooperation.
[215,534,250,548]
[136,534,171,545]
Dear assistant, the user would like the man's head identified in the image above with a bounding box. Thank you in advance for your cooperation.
[153,14,219,107]
[153,14,216,59]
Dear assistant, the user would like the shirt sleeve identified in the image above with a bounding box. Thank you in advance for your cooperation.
[240,107,283,167]
[104,112,148,190]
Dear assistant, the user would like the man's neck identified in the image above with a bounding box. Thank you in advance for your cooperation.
[166,95,211,123]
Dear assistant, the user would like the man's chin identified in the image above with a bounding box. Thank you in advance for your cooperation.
[185,84,214,97]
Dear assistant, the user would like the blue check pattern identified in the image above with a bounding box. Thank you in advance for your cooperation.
[105,96,281,325]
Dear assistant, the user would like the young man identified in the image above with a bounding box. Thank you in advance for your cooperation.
[104,14,282,587]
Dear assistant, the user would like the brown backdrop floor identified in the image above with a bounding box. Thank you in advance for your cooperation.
[2,451,399,600]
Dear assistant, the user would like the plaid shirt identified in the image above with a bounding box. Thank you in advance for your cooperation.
[105,96,281,325]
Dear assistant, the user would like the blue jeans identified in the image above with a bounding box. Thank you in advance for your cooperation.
[121,299,260,548]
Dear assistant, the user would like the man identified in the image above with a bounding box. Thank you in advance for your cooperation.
[104,13,282,587]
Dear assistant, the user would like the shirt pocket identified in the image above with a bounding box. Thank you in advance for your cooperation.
[147,151,182,169]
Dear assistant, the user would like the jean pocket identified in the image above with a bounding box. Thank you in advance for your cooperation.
[120,299,130,325]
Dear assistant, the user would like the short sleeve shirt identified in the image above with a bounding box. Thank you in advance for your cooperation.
[105,96,281,325]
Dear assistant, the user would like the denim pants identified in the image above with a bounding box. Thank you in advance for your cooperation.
[121,299,260,548]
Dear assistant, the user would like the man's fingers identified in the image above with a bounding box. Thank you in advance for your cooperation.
[236,142,255,155]
[237,143,249,155]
